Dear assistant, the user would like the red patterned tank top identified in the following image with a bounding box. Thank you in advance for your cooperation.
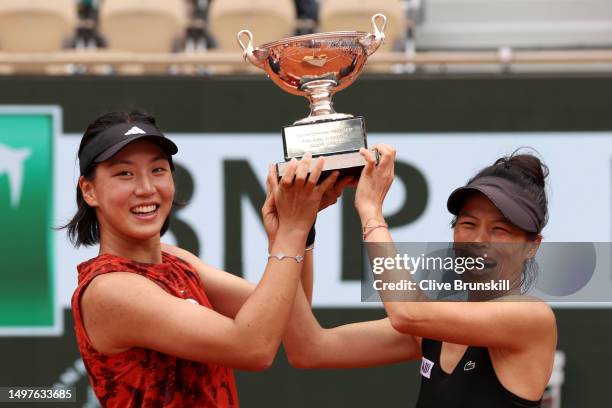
[72,251,239,408]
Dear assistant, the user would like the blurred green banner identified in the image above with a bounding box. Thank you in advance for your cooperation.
[0,108,60,335]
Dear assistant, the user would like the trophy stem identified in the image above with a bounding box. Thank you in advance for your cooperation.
[294,80,352,125]
[305,79,336,116]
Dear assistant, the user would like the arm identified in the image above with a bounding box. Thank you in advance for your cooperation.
[261,171,355,306]
[301,250,314,304]
[83,222,306,371]
[160,242,314,318]
[356,145,557,351]
[298,175,356,304]
[283,281,421,369]
[162,232,420,369]
[161,243,255,319]
[81,156,338,371]
[282,173,421,369]
[361,211,556,349]
[163,169,407,369]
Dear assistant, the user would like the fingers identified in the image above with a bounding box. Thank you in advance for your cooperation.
[324,175,353,206]
[266,164,278,195]
[261,183,275,216]
[280,158,297,190]
[346,177,359,188]
[306,156,325,190]
[360,148,376,175]
[261,193,274,215]
[266,164,278,192]
[295,153,312,187]
[263,167,276,211]
[376,143,396,156]
[316,170,339,195]
[375,144,396,166]
[335,176,355,194]
[360,147,377,164]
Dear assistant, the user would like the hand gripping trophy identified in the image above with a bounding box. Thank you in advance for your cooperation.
[238,14,387,177]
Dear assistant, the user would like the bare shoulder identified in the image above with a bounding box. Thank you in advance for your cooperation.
[501,296,556,326]
[531,300,557,346]
[489,298,557,399]
[161,243,201,268]
[81,272,164,353]
[499,295,557,348]
[530,298,556,327]
[82,272,168,319]
[84,272,132,304]
[161,243,238,283]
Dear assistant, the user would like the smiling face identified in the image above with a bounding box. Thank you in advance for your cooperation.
[454,192,531,244]
[79,140,175,245]
[453,192,540,286]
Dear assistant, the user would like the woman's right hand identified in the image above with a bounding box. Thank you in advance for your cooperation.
[269,153,339,236]
[354,144,396,223]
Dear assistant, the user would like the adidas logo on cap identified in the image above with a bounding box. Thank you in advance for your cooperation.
[124,126,147,136]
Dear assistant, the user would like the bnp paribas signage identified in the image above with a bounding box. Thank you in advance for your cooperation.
[0,107,62,336]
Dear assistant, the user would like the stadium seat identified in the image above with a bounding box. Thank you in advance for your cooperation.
[99,0,188,53]
[0,0,76,52]
[208,0,296,51]
[319,0,408,52]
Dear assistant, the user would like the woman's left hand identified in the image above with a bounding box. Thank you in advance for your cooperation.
[354,144,396,223]
[262,165,280,244]
[262,168,355,244]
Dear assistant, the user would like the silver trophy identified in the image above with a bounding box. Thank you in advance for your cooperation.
[238,14,387,177]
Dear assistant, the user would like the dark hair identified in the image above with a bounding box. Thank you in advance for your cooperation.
[451,149,549,237]
[60,110,173,247]
[451,149,549,292]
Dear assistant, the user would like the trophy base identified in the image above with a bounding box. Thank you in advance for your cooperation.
[276,148,380,179]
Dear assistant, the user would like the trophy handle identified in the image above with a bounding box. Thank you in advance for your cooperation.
[237,30,265,69]
[364,13,388,56]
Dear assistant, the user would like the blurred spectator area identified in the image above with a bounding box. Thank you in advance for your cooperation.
[0,0,611,75]
[417,0,612,49]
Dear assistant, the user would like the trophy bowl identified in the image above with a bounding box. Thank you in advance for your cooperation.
[238,14,387,176]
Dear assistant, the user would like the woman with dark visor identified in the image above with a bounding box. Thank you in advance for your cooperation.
[65,110,354,407]
[283,145,557,408]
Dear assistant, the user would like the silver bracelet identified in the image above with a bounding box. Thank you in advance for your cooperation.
[268,252,304,263]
